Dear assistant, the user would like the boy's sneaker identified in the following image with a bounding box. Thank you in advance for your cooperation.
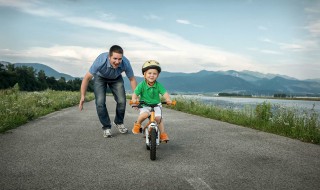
[160,132,169,142]
[103,129,112,138]
[113,122,128,134]
[132,122,141,134]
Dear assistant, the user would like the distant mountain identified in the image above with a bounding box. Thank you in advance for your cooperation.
[254,76,320,94]
[1,62,75,81]
[2,61,320,95]
[306,78,320,83]
[157,73,254,93]
[0,61,11,66]
[125,70,320,96]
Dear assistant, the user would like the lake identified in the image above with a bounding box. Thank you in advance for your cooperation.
[172,95,320,114]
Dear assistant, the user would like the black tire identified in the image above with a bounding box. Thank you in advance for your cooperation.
[150,128,157,160]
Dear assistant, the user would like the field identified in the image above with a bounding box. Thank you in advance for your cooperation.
[0,85,94,133]
[2,86,320,144]
[169,97,320,144]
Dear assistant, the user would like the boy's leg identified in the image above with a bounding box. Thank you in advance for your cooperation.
[157,119,169,141]
[132,112,149,134]
[94,75,112,130]
[154,107,169,141]
[137,112,149,123]
[156,118,165,133]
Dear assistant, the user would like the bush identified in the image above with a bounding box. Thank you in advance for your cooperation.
[255,101,272,122]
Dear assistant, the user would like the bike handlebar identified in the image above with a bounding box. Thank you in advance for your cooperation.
[129,100,176,107]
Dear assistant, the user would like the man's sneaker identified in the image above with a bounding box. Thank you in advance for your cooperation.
[113,122,128,134]
[103,129,112,138]
[132,122,141,134]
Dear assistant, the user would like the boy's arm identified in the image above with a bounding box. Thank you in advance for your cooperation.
[131,93,140,110]
[131,93,139,103]
[163,92,172,104]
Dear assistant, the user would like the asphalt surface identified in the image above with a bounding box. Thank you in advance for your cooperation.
[1,98,320,190]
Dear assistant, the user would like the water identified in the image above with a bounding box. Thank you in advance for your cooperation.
[172,95,320,114]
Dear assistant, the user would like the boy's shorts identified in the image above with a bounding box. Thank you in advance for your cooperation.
[139,105,162,117]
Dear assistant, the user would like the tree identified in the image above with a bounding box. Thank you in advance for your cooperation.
[0,63,87,92]
[15,66,40,91]
[46,76,58,90]
[37,70,48,90]
[0,64,18,89]
[58,77,67,90]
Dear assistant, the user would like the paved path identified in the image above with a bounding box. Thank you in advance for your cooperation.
[1,98,320,190]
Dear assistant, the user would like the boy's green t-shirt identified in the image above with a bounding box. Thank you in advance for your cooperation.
[134,80,167,104]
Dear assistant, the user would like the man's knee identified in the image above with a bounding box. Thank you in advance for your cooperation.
[116,97,126,107]
[96,104,106,112]
[95,95,105,105]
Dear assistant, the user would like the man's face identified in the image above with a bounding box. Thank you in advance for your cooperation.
[109,52,123,68]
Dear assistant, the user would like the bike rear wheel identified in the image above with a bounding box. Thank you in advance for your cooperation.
[150,128,157,160]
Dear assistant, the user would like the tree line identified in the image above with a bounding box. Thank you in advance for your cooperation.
[0,63,93,92]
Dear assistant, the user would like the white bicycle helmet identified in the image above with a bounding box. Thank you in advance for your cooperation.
[142,60,161,74]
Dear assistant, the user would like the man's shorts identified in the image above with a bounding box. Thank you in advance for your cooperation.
[139,105,162,117]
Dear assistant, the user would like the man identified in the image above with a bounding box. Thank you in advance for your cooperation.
[79,45,137,138]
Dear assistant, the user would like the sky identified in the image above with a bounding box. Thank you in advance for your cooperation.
[0,0,320,80]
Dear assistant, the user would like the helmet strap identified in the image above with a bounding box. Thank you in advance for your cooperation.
[147,81,155,86]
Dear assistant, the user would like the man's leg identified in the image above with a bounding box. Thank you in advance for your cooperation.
[94,75,112,130]
[109,76,128,133]
[109,76,126,124]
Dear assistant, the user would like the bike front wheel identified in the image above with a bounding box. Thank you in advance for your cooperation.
[150,128,157,161]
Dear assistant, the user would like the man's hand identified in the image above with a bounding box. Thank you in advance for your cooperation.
[79,97,85,111]
[79,72,93,111]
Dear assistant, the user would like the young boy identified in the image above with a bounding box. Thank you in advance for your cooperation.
[131,60,172,142]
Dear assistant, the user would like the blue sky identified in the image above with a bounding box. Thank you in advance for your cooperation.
[0,0,319,79]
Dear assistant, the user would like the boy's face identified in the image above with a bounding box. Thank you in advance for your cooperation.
[144,69,159,83]
[108,52,122,69]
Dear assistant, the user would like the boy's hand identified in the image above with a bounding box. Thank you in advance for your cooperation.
[130,99,136,103]
[166,99,172,105]
[130,99,139,110]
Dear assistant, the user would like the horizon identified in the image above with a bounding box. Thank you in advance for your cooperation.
[1,0,320,80]
[3,61,318,81]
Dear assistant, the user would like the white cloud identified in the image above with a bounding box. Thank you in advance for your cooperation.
[305,8,320,13]
[306,20,320,36]
[176,19,191,25]
[249,48,282,55]
[0,0,62,17]
[0,0,33,7]
[258,26,268,31]
[304,2,320,37]
[144,14,162,20]
[2,0,305,79]
[176,19,203,28]
[97,11,116,21]
[58,16,256,72]
[0,46,100,77]
[260,38,318,52]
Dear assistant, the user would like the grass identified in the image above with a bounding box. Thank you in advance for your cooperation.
[0,84,94,133]
[170,97,320,144]
[2,88,319,144]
